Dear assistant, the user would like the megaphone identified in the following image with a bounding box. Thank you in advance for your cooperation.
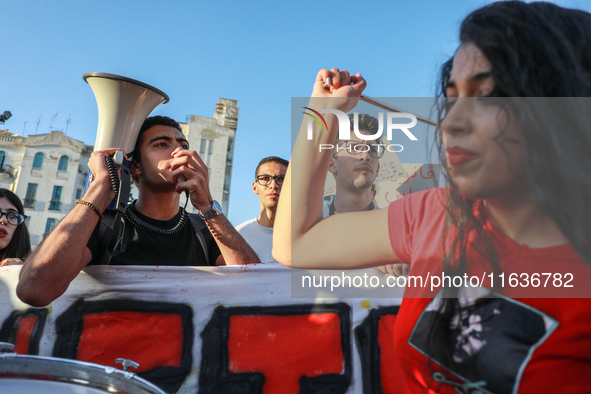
[83,72,169,209]
[82,73,170,264]
[83,72,169,155]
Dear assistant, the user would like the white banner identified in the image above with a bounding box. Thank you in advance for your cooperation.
[0,264,404,394]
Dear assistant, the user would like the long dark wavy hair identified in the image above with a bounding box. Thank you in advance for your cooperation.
[428,0,591,367]
[0,188,32,261]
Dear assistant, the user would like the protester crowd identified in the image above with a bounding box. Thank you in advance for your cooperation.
[6,1,591,392]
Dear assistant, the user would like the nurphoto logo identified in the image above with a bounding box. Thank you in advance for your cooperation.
[303,107,418,154]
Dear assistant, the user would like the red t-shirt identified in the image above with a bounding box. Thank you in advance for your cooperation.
[388,188,591,393]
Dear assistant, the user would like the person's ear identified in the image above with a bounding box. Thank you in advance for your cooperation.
[252,181,259,195]
[131,160,141,176]
[328,157,337,174]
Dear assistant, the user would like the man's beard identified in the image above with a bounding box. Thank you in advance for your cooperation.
[140,171,178,193]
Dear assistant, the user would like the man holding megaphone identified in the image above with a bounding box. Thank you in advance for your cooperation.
[17,115,260,307]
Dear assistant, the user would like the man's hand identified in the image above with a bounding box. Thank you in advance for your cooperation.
[378,264,410,277]
[1,258,23,266]
[87,148,126,211]
[169,147,214,212]
[166,148,259,265]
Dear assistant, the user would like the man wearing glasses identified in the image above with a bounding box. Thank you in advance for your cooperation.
[323,114,383,217]
[324,113,410,277]
[323,114,408,276]
[235,156,289,263]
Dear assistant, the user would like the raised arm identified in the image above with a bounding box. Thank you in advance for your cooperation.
[273,69,399,269]
[170,148,260,266]
[17,149,120,306]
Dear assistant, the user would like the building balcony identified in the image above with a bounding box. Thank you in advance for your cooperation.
[48,201,61,211]
[56,170,68,179]
[30,168,42,177]
[23,199,36,209]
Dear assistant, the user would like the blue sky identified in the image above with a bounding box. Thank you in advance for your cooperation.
[3,0,591,225]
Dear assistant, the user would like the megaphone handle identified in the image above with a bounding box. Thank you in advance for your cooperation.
[105,157,120,200]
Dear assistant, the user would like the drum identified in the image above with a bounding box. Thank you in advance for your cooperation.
[0,353,168,394]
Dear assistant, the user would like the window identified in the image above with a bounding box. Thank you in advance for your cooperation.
[58,155,69,171]
[25,183,37,199]
[226,137,234,164]
[75,188,82,200]
[32,152,44,168]
[223,164,232,193]
[24,183,38,209]
[200,139,214,178]
[0,151,5,169]
[49,185,62,211]
[44,218,57,235]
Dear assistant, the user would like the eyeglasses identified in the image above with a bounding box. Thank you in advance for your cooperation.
[256,175,285,187]
[0,210,26,226]
[333,140,385,159]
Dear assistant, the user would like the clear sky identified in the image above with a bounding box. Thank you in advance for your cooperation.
[3,0,591,226]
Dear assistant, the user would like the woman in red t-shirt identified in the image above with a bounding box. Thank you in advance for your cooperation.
[275,2,591,393]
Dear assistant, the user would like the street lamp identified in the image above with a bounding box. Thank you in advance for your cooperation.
[0,111,12,124]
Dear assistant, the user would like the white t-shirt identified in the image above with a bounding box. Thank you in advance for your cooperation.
[235,218,275,263]
[322,205,331,218]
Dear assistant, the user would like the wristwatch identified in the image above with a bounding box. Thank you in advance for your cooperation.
[198,200,223,220]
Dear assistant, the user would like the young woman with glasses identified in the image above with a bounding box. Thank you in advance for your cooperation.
[0,188,31,266]
[274,1,591,392]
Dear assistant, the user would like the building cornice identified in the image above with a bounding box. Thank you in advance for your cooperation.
[26,131,85,152]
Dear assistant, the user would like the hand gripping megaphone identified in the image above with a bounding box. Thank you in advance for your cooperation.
[83,72,169,264]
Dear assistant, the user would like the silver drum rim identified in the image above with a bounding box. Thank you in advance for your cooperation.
[0,353,168,394]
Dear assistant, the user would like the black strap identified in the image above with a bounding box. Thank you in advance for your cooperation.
[97,212,116,265]
[189,215,210,266]
[96,162,132,265]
